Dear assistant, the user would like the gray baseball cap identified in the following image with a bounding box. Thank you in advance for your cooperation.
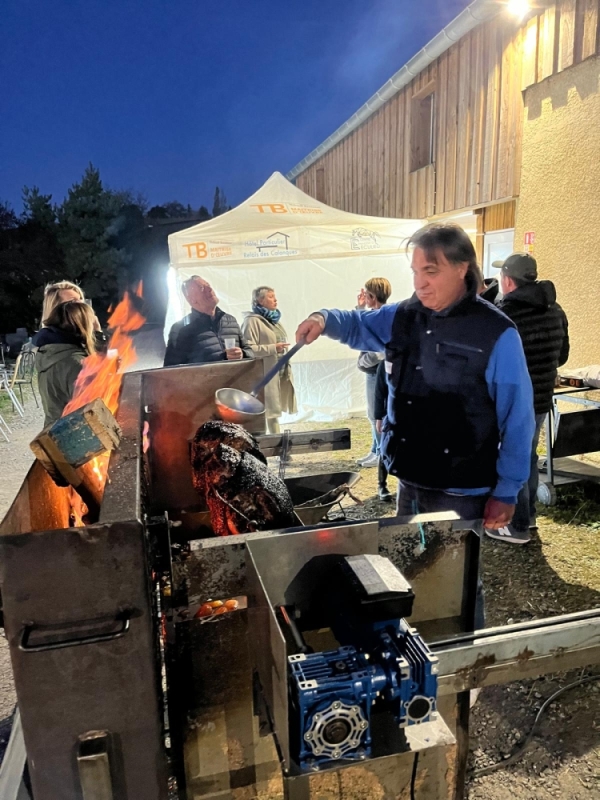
[492,252,538,282]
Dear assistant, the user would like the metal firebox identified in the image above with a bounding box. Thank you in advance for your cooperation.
[1,359,599,800]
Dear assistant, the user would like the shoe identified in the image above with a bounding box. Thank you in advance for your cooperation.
[359,453,379,468]
[378,486,393,502]
[357,451,374,465]
[529,517,537,530]
[484,524,531,545]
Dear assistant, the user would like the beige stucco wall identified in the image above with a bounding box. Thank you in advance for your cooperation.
[515,55,600,368]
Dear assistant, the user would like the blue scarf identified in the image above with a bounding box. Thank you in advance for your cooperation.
[253,304,281,325]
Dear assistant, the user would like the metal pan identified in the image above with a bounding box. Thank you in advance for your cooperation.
[216,340,305,424]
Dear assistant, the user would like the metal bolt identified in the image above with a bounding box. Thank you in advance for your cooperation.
[332,701,341,710]
[360,721,368,729]
[314,713,321,719]
[304,733,312,740]
[332,750,341,759]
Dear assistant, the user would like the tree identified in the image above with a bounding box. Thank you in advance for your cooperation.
[162,201,188,219]
[0,201,18,230]
[147,205,169,219]
[57,164,129,317]
[212,186,228,217]
[198,205,211,221]
[22,186,56,228]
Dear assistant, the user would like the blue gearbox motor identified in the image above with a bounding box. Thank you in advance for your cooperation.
[286,554,439,769]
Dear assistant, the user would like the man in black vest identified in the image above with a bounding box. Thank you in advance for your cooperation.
[486,253,569,545]
[296,224,535,628]
[164,275,254,367]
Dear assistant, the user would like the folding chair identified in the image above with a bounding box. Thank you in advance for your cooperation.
[0,411,10,442]
[9,350,39,408]
[0,369,24,417]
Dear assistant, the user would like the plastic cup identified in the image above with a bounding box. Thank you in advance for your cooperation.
[224,338,236,350]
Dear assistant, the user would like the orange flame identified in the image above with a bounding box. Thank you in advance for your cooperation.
[64,286,145,525]
[63,286,145,417]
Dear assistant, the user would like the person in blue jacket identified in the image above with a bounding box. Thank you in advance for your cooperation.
[296,223,534,626]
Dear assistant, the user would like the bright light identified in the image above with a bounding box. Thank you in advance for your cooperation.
[507,0,530,19]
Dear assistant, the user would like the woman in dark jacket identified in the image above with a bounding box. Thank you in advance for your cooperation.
[34,301,98,427]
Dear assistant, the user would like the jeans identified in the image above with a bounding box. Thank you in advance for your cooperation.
[512,412,546,533]
[397,482,487,630]
[365,372,380,454]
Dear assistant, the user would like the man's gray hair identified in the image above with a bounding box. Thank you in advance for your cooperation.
[182,275,201,298]
[252,286,274,307]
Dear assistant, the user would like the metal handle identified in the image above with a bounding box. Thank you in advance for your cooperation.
[19,610,131,652]
[250,339,305,397]
[78,731,115,800]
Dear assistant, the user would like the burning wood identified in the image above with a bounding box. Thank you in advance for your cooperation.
[30,398,122,519]
[30,286,145,524]
[191,421,296,536]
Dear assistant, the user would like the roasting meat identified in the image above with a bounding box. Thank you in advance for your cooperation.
[191,421,295,536]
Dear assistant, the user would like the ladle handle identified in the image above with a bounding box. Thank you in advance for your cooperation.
[251,339,305,397]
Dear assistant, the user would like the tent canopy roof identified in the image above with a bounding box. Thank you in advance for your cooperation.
[168,172,422,268]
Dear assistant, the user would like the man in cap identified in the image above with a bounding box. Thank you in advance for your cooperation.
[485,253,569,545]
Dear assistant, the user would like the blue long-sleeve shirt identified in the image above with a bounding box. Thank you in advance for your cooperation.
[319,304,535,504]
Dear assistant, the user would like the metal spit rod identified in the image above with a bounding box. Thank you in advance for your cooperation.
[431,607,600,695]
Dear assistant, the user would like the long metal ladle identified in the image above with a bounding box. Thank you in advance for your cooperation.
[215,339,305,424]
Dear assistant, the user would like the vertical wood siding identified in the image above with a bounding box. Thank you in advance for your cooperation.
[295,2,600,218]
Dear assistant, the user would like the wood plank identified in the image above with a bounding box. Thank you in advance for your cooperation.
[512,25,525,200]
[389,94,398,217]
[402,87,411,217]
[455,33,472,211]
[481,21,501,203]
[383,101,391,216]
[538,5,558,80]
[521,14,539,89]
[377,108,386,215]
[558,0,577,72]
[469,24,486,207]
[444,43,459,211]
[581,0,599,60]
[426,164,435,217]
[495,28,513,201]
[362,120,369,214]
[435,50,448,214]
[396,89,406,216]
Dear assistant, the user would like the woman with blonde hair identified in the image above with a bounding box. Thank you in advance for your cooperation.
[35,301,97,427]
[41,281,85,325]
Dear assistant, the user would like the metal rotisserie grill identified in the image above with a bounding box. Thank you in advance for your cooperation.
[1,359,599,800]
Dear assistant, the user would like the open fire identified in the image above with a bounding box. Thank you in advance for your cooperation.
[66,285,145,525]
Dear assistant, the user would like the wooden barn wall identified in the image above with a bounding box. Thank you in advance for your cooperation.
[295,1,600,218]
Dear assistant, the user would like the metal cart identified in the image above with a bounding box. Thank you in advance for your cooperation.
[537,386,600,505]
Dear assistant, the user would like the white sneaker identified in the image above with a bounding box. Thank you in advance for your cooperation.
[359,453,379,468]
[357,451,372,464]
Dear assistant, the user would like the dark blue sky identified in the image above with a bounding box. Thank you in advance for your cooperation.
[1,0,469,213]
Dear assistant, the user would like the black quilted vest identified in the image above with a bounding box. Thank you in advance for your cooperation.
[381,289,514,489]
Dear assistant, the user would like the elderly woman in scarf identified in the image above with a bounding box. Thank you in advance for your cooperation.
[242,286,297,434]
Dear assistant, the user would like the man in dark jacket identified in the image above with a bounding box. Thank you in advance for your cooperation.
[163,276,254,367]
[486,253,569,545]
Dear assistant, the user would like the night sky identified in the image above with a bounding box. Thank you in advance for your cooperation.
[1,0,470,213]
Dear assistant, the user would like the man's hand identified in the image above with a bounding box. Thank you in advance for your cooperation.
[375,419,382,434]
[296,313,325,344]
[483,498,515,529]
[276,342,289,353]
[225,347,243,361]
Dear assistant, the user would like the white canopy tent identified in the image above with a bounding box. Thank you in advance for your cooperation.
[167,172,422,421]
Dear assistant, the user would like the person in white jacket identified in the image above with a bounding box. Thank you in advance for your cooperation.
[241,286,297,435]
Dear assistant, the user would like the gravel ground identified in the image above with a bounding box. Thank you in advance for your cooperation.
[0,408,598,798]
